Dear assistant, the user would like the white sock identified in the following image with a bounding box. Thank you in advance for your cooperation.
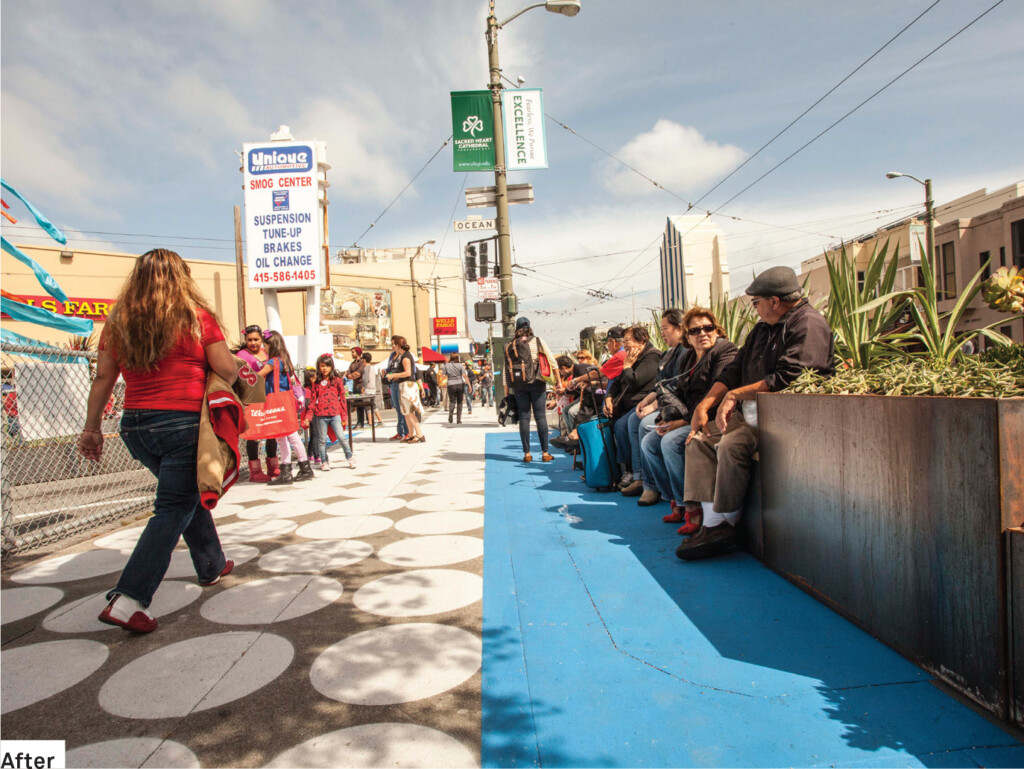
[109,594,153,621]
[701,502,741,527]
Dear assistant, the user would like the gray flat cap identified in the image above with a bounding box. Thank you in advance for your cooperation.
[746,266,801,297]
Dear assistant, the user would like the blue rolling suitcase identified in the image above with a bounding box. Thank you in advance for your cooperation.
[577,416,616,492]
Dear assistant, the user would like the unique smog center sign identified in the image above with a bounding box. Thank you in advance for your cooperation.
[243,141,322,289]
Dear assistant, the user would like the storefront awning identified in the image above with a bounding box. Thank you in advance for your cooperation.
[421,346,446,363]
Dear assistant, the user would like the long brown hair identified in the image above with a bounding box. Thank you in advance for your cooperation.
[104,249,219,371]
[264,331,296,377]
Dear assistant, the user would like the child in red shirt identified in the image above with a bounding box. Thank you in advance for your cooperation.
[308,354,355,471]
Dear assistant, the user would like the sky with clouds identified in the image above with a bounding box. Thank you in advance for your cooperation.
[3,0,1023,348]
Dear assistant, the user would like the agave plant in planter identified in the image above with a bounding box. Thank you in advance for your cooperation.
[856,244,1016,362]
[982,265,1024,314]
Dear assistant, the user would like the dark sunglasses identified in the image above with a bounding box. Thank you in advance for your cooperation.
[687,324,716,337]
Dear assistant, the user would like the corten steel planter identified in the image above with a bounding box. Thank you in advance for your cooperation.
[756,392,1024,719]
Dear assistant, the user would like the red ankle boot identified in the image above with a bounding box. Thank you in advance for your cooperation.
[266,457,281,478]
[248,459,269,483]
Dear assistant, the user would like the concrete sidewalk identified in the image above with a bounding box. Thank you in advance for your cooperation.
[2,408,488,768]
[4,413,1024,768]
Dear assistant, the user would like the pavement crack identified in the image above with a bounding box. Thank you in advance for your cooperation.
[554,526,758,700]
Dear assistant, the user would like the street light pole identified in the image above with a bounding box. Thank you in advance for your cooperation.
[887,171,934,265]
[486,0,581,339]
[409,239,436,354]
[486,2,515,339]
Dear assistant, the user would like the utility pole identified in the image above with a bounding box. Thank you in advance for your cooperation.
[433,277,441,352]
[233,206,246,341]
[487,2,515,339]
[409,255,421,352]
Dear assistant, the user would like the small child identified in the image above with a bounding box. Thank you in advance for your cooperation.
[258,331,314,484]
[308,354,355,471]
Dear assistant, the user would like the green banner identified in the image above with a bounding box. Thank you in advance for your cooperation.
[451,90,495,172]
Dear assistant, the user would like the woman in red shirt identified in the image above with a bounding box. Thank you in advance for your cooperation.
[78,249,239,634]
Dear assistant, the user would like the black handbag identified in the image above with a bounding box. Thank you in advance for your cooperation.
[498,395,519,426]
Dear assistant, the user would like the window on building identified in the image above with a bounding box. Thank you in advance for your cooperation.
[1001,325,1013,342]
[917,266,925,289]
[939,242,956,297]
[980,251,991,281]
[1000,246,1007,267]
[856,270,866,292]
[1012,219,1024,269]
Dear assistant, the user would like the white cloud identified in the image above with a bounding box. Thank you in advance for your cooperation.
[292,95,415,204]
[604,120,746,198]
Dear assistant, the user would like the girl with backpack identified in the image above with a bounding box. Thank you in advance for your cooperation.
[504,316,561,463]
[307,353,356,471]
[257,331,315,484]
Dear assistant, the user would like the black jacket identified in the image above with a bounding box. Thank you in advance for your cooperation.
[607,343,662,415]
[718,299,835,392]
[668,338,739,417]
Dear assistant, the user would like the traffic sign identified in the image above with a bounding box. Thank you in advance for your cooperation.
[454,219,496,232]
[477,277,500,300]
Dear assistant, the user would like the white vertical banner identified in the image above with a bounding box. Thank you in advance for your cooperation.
[502,88,547,171]
[243,140,323,289]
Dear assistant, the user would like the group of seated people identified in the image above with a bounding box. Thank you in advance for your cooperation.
[548,266,836,560]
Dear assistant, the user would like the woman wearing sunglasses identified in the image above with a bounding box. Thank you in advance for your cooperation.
[637,307,737,535]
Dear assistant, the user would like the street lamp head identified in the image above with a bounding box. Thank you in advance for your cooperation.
[545,0,581,17]
[885,171,903,179]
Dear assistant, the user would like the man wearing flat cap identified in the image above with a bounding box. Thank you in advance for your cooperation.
[676,265,835,560]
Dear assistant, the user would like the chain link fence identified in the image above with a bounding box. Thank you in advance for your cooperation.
[1,343,156,556]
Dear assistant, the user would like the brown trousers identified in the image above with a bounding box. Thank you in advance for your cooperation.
[684,411,759,513]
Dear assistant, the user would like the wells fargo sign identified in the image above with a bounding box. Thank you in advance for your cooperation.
[432,316,458,336]
[0,296,115,321]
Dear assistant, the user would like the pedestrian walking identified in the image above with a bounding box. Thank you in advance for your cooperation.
[308,353,355,470]
[345,347,367,428]
[77,248,238,633]
[503,317,561,463]
[443,353,467,423]
[384,344,410,441]
[465,363,476,414]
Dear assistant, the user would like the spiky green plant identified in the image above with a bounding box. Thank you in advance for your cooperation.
[858,244,1016,363]
[710,294,755,346]
[824,240,910,369]
[646,310,666,351]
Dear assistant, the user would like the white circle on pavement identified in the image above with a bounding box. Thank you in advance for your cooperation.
[1,640,109,714]
[296,516,393,540]
[1,586,64,625]
[65,738,199,769]
[322,497,405,516]
[335,482,402,499]
[395,512,484,536]
[266,723,476,769]
[417,480,484,496]
[234,500,325,520]
[310,623,481,705]
[211,503,246,520]
[9,549,128,585]
[406,494,484,513]
[390,484,419,496]
[215,518,297,545]
[99,632,293,719]
[162,543,260,581]
[377,536,483,568]
[201,575,343,625]
[259,540,373,574]
[44,581,201,634]
[353,569,482,618]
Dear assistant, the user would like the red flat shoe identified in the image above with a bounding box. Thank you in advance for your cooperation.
[663,500,685,523]
[200,559,234,587]
[677,508,702,536]
[98,596,158,634]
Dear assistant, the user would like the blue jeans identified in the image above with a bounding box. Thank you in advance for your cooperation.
[640,420,691,500]
[313,414,352,461]
[113,410,227,607]
[389,382,408,436]
[513,382,549,454]
[613,411,639,475]
[466,387,473,413]
[480,385,492,407]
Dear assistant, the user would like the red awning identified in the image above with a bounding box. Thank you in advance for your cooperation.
[421,346,446,363]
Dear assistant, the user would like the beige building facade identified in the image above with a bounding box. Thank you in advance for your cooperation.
[659,215,730,310]
[1,244,468,363]
[800,183,1024,345]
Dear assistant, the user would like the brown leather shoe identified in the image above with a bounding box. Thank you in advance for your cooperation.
[524,453,533,463]
[541,452,554,462]
[620,479,644,497]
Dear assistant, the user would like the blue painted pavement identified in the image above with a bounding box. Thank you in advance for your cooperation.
[481,431,1024,767]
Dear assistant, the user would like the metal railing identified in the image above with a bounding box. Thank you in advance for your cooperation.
[1,343,155,555]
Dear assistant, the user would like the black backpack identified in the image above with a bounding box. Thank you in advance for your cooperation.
[505,336,538,387]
